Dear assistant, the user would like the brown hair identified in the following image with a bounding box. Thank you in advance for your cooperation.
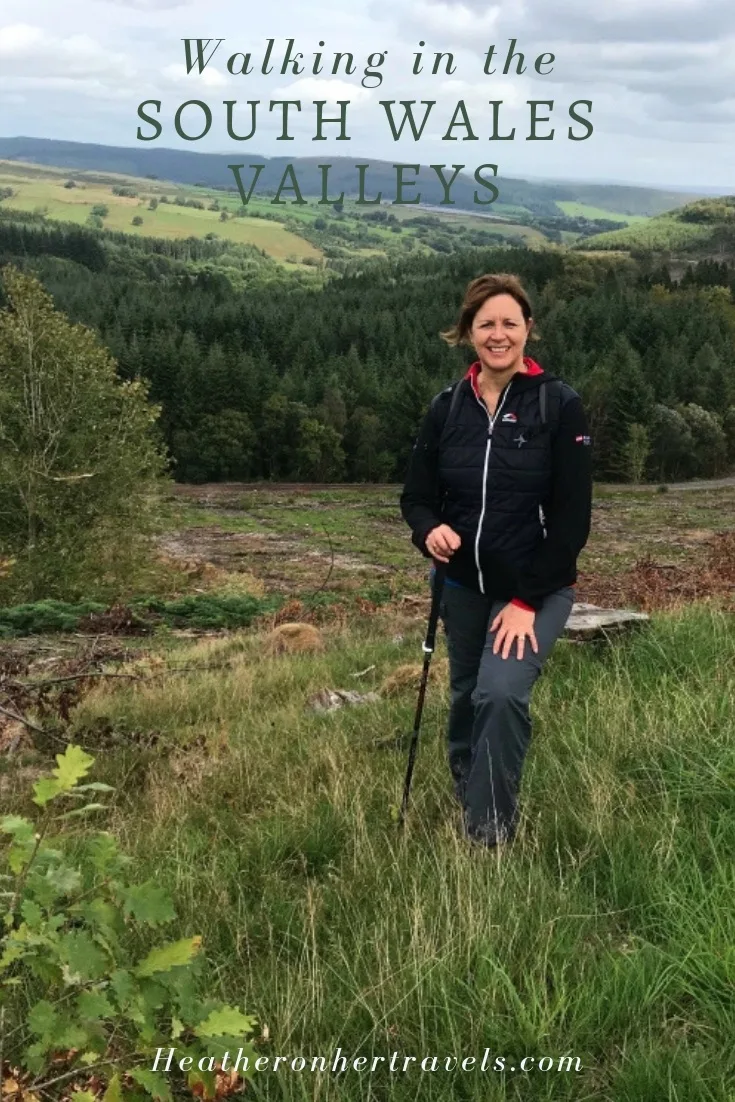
[440,272,539,346]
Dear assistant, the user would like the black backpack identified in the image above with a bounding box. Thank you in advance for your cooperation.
[433,377,564,447]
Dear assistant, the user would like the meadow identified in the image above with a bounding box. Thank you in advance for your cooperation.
[0,167,322,261]
[2,481,734,1100]
[555,202,648,225]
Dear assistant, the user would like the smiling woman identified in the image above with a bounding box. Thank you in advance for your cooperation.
[400,271,593,847]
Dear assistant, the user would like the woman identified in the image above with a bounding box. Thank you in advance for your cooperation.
[400,273,593,847]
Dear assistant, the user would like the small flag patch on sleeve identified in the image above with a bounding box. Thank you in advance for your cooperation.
[575,435,591,445]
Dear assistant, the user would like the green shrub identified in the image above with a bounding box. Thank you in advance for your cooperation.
[0,745,258,1099]
[0,593,285,636]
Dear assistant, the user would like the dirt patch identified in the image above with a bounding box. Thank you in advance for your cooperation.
[1,640,134,757]
[158,526,390,593]
[171,482,392,499]
[576,530,735,612]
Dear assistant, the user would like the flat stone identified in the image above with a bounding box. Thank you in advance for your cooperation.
[565,602,650,640]
[307,688,381,713]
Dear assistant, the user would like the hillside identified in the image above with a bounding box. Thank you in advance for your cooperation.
[576,194,735,257]
[0,135,707,217]
[2,481,735,1101]
[0,158,551,271]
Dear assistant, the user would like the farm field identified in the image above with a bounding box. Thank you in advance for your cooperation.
[556,201,649,224]
[2,480,734,1100]
[0,167,323,261]
[0,160,549,262]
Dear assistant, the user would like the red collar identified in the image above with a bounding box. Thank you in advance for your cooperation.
[464,357,544,400]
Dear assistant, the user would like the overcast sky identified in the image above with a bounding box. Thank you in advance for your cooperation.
[0,0,733,190]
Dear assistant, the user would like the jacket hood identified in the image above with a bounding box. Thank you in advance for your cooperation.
[464,357,560,400]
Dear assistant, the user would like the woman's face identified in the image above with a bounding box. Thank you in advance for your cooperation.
[470,293,533,375]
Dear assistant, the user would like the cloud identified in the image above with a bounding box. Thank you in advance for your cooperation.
[161,62,227,87]
[0,23,136,84]
[271,76,373,106]
[0,23,44,55]
[401,0,503,40]
[1,0,734,188]
[416,0,735,43]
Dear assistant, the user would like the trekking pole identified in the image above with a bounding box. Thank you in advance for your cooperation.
[399,561,447,827]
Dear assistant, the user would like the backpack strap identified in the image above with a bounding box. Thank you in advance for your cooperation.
[430,379,466,449]
[540,379,565,440]
[433,376,565,444]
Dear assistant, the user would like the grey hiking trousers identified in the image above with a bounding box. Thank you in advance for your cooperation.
[430,572,575,844]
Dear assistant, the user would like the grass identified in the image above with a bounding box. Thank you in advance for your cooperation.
[0,171,322,260]
[556,202,649,225]
[576,218,713,253]
[9,600,728,1100]
[3,482,735,1099]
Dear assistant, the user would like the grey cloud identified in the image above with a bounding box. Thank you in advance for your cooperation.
[380,0,735,126]
[415,0,735,44]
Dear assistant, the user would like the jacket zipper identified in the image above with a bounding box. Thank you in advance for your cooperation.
[473,381,512,594]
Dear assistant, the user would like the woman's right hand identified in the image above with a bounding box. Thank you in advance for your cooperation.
[425,524,462,563]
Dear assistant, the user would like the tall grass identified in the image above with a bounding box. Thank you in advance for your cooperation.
[52,604,735,1099]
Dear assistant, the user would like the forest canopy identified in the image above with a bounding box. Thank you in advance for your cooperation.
[0,215,734,486]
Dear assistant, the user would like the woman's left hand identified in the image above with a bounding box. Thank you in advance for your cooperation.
[490,603,539,661]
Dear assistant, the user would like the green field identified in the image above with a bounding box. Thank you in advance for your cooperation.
[0,166,322,261]
[0,160,550,264]
[577,216,713,253]
[556,201,649,224]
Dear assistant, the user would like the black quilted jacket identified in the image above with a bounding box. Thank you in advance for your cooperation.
[399,363,593,610]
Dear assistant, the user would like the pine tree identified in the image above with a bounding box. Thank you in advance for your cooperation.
[599,336,656,480]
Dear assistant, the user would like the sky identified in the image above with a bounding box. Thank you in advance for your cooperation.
[0,0,734,190]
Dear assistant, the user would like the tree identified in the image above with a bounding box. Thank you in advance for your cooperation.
[132,215,144,226]
[148,197,159,210]
[172,410,256,482]
[295,418,346,480]
[675,403,728,478]
[259,393,307,479]
[620,423,651,483]
[0,265,168,602]
[692,342,723,408]
[317,385,347,434]
[649,405,694,481]
[722,406,735,466]
[345,408,393,481]
[597,336,656,480]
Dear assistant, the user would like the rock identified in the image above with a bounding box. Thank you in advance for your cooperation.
[307,688,381,713]
[565,602,650,641]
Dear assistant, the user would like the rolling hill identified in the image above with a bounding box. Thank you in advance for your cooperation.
[576,195,735,257]
[0,135,710,218]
